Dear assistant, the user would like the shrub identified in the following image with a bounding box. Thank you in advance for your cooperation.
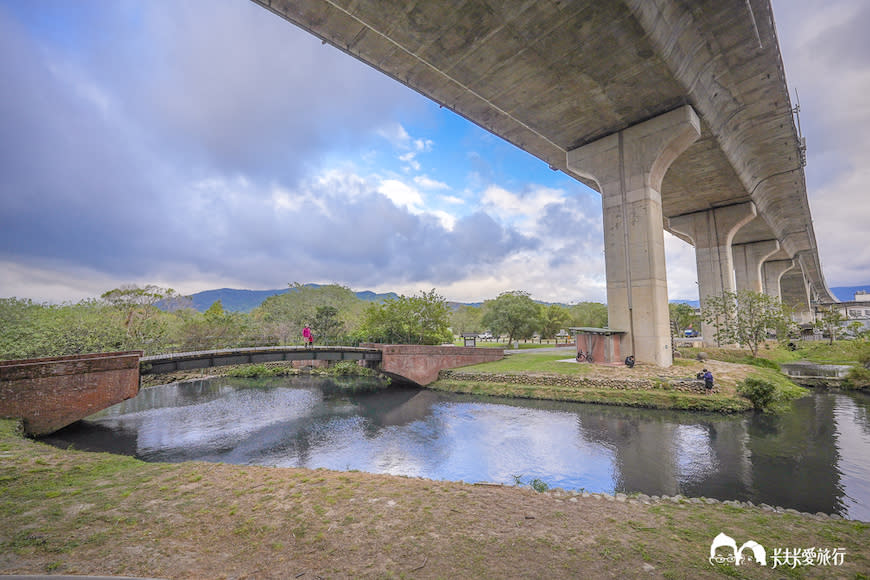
[225,364,293,378]
[529,478,550,493]
[737,377,777,411]
[322,360,374,377]
[844,366,870,390]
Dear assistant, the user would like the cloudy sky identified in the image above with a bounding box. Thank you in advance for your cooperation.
[0,0,867,304]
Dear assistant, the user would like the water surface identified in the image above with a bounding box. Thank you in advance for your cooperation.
[43,375,870,520]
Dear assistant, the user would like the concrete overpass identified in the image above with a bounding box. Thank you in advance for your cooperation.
[251,0,834,364]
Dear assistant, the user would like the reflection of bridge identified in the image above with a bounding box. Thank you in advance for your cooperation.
[251,0,834,364]
[0,345,503,435]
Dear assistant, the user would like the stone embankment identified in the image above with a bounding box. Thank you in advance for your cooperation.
[439,369,717,394]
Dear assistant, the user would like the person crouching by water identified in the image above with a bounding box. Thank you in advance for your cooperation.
[303,324,313,348]
[698,368,713,393]
[624,355,635,368]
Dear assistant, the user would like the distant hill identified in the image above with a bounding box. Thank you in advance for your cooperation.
[166,286,860,314]
[830,286,870,302]
[170,285,400,313]
[166,286,713,313]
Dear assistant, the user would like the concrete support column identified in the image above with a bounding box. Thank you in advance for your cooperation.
[782,270,814,324]
[669,202,757,346]
[762,259,794,300]
[567,105,700,366]
[733,240,780,294]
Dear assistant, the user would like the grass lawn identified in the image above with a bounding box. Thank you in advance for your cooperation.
[430,349,808,413]
[1,419,867,578]
[464,350,596,374]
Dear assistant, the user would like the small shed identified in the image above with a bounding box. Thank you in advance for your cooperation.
[461,333,478,347]
[569,327,627,364]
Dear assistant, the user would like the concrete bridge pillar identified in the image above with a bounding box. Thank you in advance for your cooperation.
[669,202,756,347]
[733,240,780,294]
[781,269,814,324]
[567,105,701,367]
[762,259,795,300]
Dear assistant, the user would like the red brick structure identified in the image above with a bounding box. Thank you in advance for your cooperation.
[363,344,504,386]
[0,351,142,435]
[571,327,627,364]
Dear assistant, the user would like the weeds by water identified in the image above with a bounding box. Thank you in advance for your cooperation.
[510,473,550,493]
[224,363,297,378]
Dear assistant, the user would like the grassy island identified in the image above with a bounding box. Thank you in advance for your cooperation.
[430,348,807,414]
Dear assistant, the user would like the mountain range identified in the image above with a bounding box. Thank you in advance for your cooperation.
[172,285,870,313]
[175,285,398,313]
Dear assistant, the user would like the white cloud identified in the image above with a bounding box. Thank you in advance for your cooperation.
[480,184,571,237]
[414,175,449,190]
[414,138,433,152]
[377,179,425,212]
[772,0,870,286]
[481,185,564,217]
[810,165,870,285]
[431,210,457,231]
[377,122,411,149]
[398,151,421,171]
[664,233,699,300]
[3,0,862,308]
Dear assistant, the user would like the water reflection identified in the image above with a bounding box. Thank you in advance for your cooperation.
[42,376,870,520]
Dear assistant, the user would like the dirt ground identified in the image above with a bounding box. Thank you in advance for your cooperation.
[1,420,868,579]
[570,358,757,392]
[3,356,863,578]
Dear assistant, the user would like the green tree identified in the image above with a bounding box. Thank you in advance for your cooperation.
[176,300,247,350]
[701,290,792,356]
[669,302,700,340]
[101,284,177,350]
[540,304,571,339]
[481,291,542,344]
[312,305,343,344]
[0,298,131,359]
[568,302,608,329]
[357,289,452,345]
[846,320,867,340]
[254,283,365,344]
[816,305,846,345]
[700,292,736,347]
[449,305,483,337]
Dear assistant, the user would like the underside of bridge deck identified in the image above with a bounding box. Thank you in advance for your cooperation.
[252,0,835,359]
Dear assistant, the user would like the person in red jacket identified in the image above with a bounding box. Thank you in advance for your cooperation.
[303,325,313,348]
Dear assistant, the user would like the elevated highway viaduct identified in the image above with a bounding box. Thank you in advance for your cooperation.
[251,0,835,364]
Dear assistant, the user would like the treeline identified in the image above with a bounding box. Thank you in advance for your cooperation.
[0,285,608,361]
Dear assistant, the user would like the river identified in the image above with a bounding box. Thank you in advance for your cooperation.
[42,375,870,520]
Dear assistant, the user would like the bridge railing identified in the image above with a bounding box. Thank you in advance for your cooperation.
[140,345,382,375]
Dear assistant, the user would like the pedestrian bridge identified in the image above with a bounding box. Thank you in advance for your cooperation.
[140,346,383,375]
[142,344,504,387]
[1,345,503,435]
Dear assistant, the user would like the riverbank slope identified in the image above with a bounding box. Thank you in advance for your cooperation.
[1,419,866,578]
[429,349,804,413]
